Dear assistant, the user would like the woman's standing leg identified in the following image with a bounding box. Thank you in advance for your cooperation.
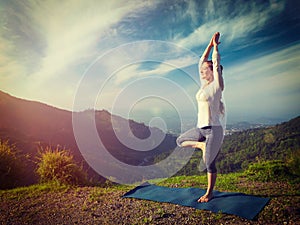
[198,172,217,202]
[198,126,223,202]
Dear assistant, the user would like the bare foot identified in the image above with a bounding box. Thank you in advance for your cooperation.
[181,141,206,162]
[197,192,213,203]
[193,142,206,163]
[192,142,205,150]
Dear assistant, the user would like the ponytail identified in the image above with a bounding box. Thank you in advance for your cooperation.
[219,100,225,115]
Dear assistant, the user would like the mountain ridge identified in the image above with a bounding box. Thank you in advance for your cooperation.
[0,90,177,186]
[1,90,299,186]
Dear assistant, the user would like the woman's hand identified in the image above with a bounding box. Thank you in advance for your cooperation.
[201,32,221,62]
[213,32,221,46]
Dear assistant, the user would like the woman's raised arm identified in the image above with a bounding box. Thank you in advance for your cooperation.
[212,32,224,90]
[200,35,214,62]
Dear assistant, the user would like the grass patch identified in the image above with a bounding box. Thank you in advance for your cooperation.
[0,182,69,200]
[156,173,243,192]
[245,160,295,182]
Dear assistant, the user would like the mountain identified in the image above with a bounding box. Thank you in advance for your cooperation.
[1,90,299,185]
[0,91,177,186]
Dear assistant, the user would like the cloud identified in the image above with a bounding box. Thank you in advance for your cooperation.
[227,42,300,81]
[0,0,160,107]
[29,0,158,80]
[224,42,300,118]
[113,54,197,85]
[175,0,285,49]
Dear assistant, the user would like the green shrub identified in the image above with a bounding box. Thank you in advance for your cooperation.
[36,146,87,185]
[286,149,300,176]
[0,140,25,189]
[245,160,292,182]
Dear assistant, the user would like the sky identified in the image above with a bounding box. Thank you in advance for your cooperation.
[1,0,300,127]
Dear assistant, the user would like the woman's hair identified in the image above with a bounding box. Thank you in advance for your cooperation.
[219,100,225,114]
[207,60,223,72]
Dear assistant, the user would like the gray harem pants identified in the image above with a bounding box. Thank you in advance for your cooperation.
[176,126,224,173]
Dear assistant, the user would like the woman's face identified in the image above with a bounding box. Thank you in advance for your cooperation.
[200,62,213,81]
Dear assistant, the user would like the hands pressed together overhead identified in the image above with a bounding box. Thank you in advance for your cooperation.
[209,32,221,47]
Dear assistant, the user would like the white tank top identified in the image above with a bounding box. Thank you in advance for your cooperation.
[196,82,222,128]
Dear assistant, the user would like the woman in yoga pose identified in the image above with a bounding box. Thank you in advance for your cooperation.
[177,32,225,203]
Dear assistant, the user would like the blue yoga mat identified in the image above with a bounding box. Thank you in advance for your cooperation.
[123,183,270,220]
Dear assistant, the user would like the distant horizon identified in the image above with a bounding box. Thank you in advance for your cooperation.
[1,89,296,128]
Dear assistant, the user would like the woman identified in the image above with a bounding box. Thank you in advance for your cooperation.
[176,32,225,203]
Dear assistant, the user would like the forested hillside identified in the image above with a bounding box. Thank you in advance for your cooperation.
[0,91,176,187]
[219,116,300,173]
[176,116,300,175]
[1,90,299,187]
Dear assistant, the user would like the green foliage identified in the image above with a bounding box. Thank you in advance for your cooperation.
[0,140,25,189]
[0,182,69,201]
[217,117,300,173]
[172,117,300,177]
[245,160,293,182]
[174,151,203,176]
[36,146,87,185]
[286,149,300,176]
[157,173,242,192]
